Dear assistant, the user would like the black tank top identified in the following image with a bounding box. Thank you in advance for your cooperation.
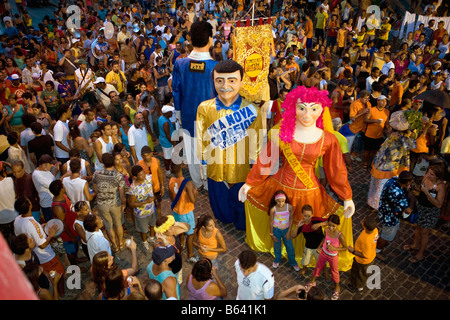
[417,184,439,208]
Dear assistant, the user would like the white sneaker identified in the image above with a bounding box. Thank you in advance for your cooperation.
[143,241,150,250]
[188,256,199,263]
[147,236,155,245]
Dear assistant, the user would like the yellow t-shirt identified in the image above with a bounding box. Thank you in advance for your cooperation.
[440,137,450,154]
[379,23,391,41]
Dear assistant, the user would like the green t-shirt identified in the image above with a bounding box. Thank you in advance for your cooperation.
[41,89,60,116]
[315,12,326,29]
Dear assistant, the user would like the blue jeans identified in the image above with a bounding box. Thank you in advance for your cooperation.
[273,227,297,266]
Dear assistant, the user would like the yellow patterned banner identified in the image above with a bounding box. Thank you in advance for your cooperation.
[233,24,274,103]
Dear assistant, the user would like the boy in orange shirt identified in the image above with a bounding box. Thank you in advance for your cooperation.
[363,95,390,169]
[169,163,198,263]
[347,215,379,292]
[138,146,164,220]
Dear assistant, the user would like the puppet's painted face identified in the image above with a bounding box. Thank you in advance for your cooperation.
[295,101,323,127]
[214,70,242,105]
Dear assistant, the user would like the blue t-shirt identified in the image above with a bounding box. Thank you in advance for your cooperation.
[158,116,175,149]
[98,9,108,21]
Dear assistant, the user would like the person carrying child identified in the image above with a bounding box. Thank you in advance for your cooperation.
[269,190,300,272]
[305,214,348,300]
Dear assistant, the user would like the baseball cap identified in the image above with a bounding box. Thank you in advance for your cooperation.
[94,77,105,84]
[377,95,388,100]
[152,245,176,265]
[11,74,20,80]
[338,79,350,86]
[161,105,175,114]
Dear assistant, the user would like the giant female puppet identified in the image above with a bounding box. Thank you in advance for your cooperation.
[239,86,356,271]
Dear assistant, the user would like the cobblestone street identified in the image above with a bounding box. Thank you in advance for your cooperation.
[63,150,450,301]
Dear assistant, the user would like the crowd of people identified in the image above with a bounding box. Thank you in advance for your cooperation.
[0,0,449,301]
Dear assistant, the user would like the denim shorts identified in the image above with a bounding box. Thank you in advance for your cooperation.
[380,223,400,242]
[173,211,195,236]
[63,238,79,255]
[135,212,157,233]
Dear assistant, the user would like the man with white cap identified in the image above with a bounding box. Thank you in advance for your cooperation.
[158,105,176,175]
[7,74,27,105]
[94,77,119,108]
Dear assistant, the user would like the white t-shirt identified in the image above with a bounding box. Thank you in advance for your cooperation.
[53,120,70,158]
[95,84,118,108]
[0,177,17,224]
[208,19,219,35]
[86,230,112,263]
[32,170,55,208]
[234,261,275,300]
[128,125,148,162]
[75,68,95,92]
[62,176,88,205]
[381,61,395,75]
[14,215,55,264]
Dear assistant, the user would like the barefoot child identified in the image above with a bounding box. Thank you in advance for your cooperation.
[269,190,300,271]
[306,214,348,300]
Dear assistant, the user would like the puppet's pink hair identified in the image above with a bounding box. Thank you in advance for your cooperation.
[279,86,333,143]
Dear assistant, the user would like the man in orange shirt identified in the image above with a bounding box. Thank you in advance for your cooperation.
[347,215,379,292]
[304,15,314,50]
[339,90,371,158]
[363,95,390,169]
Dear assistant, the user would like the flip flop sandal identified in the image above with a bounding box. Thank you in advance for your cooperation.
[408,256,424,263]
[304,282,316,292]
[331,291,340,300]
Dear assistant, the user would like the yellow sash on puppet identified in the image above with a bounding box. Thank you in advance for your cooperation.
[233,24,275,102]
[279,140,315,189]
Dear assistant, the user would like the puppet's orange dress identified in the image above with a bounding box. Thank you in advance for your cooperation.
[245,130,354,271]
